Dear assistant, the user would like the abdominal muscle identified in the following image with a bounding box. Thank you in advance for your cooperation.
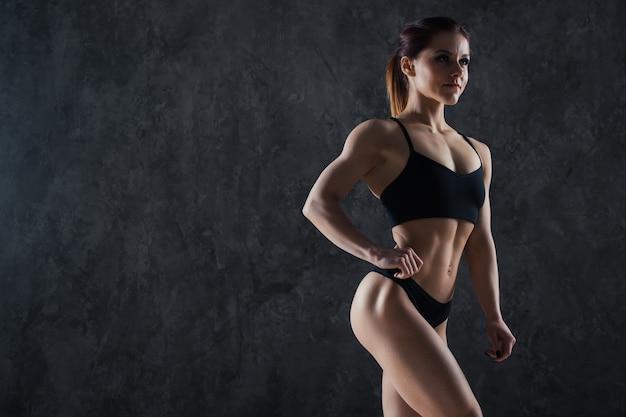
[390,217,475,303]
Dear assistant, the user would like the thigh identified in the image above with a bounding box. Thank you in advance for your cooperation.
[351,273,481,417]
[382,371,422,417]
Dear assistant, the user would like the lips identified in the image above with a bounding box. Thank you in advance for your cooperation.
[444,83,461,89]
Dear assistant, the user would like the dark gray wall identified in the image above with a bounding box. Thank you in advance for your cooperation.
[1,0,625,416]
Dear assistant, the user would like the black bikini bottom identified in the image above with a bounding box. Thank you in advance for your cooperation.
[371,266,452,328]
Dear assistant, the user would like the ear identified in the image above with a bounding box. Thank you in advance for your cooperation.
[400,56,415,77]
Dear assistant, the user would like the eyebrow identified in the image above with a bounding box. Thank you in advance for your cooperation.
[435,49,470,57]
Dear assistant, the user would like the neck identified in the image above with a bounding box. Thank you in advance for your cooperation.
[398,94,448,133]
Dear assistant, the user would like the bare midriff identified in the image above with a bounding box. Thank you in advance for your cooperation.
[390,218,475,303]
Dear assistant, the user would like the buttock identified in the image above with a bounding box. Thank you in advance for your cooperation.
[370,266,452,328]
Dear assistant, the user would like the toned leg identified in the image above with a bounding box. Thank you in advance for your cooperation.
[382,320,448,417]
[351,273,482,417]
[382,371,422,417]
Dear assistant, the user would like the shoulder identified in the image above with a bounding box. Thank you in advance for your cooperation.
[347,118,399,140]
[335,118,403,172]
[346,119,399,150]
[343,118,401,151]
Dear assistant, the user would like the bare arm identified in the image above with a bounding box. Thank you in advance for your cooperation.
[464,141,516,361]
[302,120,422,278]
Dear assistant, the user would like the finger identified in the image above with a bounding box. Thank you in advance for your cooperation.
[403,254,417,278]
[484,348,504,362]
[407,247,423,271]
[406,250,419,274]
[494,347,506,362]
[407,247,424,269]
[486,333,502,359]
[396,253,413,277]
[500,336,516,359]
[484,349,502,361]
[490,337,515,362]
[403,251,419,277]
[400,257,412,278]
[493,351,508,362]
[396,247,417,275]
[393,258,408,278]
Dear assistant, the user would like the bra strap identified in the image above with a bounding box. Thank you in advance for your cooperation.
[390,117,415,152]
[461,134,483,165]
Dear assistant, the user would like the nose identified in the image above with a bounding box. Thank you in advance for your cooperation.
[451,61,464,77]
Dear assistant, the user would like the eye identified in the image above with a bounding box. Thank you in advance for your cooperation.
[460,58,470,66]
[436,55,450,63]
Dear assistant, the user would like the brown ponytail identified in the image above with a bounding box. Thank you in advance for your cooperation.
[386,51,408,117]
[386,17,470,116]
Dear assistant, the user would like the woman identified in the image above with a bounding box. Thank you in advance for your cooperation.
[302,17,516,417]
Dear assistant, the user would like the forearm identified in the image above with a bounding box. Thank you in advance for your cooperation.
[465,236,503,322]
[466,234,517,360]
[302,197,380,264]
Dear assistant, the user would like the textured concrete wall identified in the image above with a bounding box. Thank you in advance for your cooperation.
[1,0,625,416]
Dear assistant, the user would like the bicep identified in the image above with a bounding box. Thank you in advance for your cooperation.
[306,122,381,203]
[307,157,365,203]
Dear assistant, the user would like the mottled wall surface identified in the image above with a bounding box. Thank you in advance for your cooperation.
[1,0,625,416]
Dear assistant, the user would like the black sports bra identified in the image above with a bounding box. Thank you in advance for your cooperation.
[379,118,486,226]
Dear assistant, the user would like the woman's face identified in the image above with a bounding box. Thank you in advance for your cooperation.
[406,32,471,105]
